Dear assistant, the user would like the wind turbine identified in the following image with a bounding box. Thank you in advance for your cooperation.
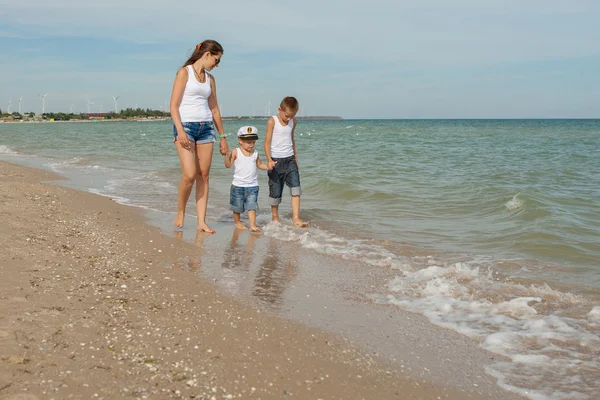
[18,97,23,114]
[264,100,271,117]
[69,104,74,113]
[7,98,12,114]
[87,99,94,114]
[100,104,104,113]
[112,95,120,113]
[38,93,48,114]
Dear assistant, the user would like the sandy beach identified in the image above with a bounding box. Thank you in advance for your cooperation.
[0,161,524,400]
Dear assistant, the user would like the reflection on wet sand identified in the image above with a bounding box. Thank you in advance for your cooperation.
[171,230,212,273]
[252,238,298,309]
[221,228,259,270]
[218,229,260,294]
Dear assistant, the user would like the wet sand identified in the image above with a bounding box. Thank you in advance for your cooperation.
[0,161,522,399]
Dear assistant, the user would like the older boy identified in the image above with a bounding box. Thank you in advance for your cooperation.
[264,96,308,227]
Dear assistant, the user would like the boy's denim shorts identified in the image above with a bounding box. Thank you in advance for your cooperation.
[267,156,301,206]
[230,185,259,213]
[173,121,216,145]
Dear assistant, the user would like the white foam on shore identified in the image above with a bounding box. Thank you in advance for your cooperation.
[47,157,109,172]
[262,222,599,400]
[0,145,18,155]
[381,261,600,400]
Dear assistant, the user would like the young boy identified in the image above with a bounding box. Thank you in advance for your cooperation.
[264,96,308,227]
[225,126,271,232]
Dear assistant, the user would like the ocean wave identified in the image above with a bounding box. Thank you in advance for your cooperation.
[379,261,599,400]
[46,157,110,172]
[505,194,524,210]
[262,221,599,400]
[0,145,18,155]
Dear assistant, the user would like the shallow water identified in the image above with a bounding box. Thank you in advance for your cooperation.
[2,118,599,399]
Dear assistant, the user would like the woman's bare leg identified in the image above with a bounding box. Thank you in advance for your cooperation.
[174,142,197,228]
[194,142,215,233]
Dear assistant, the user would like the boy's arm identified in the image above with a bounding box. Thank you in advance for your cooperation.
[264,117,276,169]
[291,117,299,168]
[224,149,237,168]
[256,154,270,170]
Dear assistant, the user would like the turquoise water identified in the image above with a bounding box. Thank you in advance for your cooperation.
[1,119,599,399]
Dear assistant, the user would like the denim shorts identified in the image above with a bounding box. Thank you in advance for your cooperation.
[267,156,301,205]
[173,121,216,145]
[230,185,259,213]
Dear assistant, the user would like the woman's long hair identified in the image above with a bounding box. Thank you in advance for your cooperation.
[182,40,224,68]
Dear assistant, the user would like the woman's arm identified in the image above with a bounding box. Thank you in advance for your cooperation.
[208,74,229,155]
[170,68,190,149]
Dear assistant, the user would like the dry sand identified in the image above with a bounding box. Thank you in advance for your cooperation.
[0,161,514,400]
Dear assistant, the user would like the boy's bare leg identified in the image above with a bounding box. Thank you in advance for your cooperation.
[291,196,308,227]
[248,210,260,232]
[271,205,281,222]
[233,212,247,230]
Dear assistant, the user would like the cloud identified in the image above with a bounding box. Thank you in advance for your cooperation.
[1,0,599,117]
[3,0,599,64]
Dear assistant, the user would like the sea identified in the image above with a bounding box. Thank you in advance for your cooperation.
[1,118,599,399]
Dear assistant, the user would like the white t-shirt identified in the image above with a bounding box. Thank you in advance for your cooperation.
[270,116,294,158]
[232,148,259,187]
[178,65,212,122]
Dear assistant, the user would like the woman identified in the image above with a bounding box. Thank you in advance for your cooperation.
[170,40,229,233]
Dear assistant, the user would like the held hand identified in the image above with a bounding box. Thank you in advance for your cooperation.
[219,138,229,156]
[177,132,191,150]
[268,160,277,170]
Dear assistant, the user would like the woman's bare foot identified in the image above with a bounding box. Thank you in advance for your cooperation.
[250,225,261,232]
[271,217,281,223]
[173,212,185,228]
[197,222,216,234]
[234,222,248,230]
[293,218,308,227]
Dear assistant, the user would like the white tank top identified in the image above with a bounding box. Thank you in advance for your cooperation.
[178,65,212,122]
[232,148,259,187]
[270,116,294,158]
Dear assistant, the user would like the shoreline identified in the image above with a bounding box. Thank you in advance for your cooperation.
[0,116,343,124]
[0,161,517,400]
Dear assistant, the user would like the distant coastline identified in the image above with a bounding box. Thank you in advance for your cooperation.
[0,115,343,123]
[222,116,343,121]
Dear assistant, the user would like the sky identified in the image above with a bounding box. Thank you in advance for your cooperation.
[1,0,599,118]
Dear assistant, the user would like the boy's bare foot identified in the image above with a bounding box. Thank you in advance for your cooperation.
[173,212,185,228]
[293,218,308,227]
[197,223,216,234]
[271,217,281,223]
[234,222,248,230]
[250,225,261,232]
